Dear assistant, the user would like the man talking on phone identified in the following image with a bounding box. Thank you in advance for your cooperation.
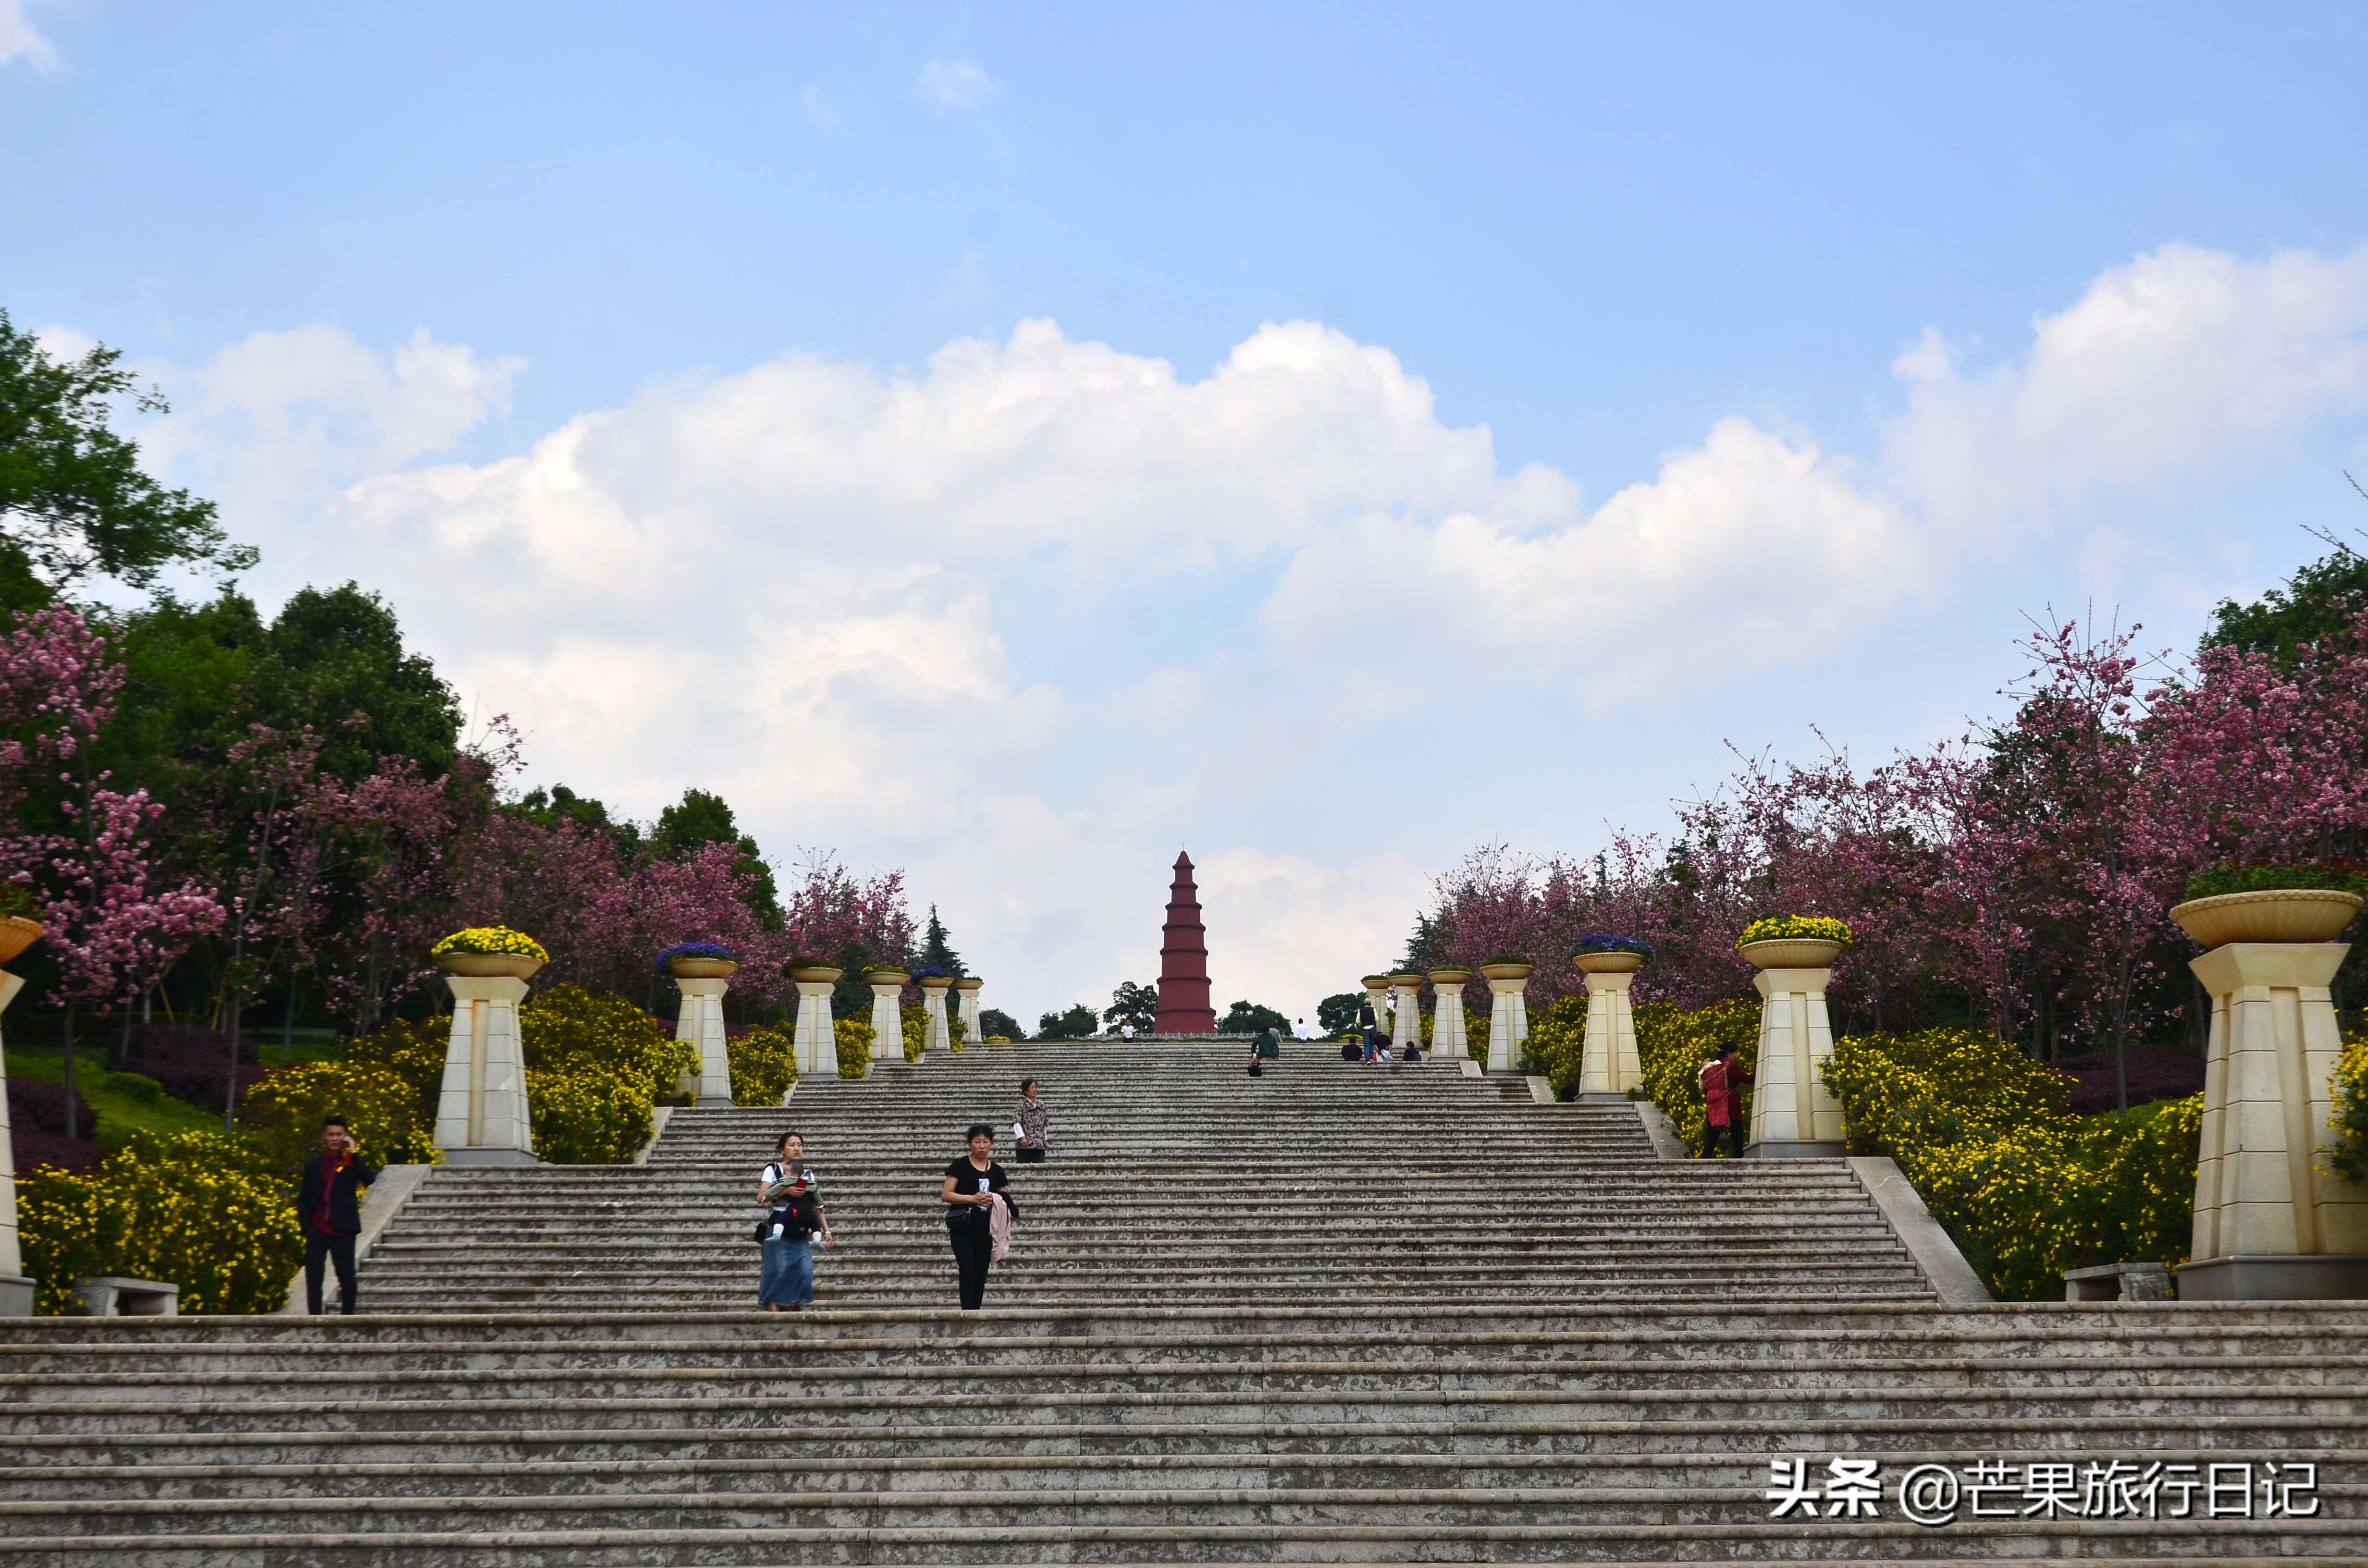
[297,1116,379,1314]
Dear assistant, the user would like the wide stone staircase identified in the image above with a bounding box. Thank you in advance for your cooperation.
[0,1038,2360,1561]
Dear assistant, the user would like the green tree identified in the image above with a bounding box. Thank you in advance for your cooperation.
[911,904,965,976]
[978,1006,1024,1041]
[2205,494,2368,665]
[513,784,642,855]
[1396,912,1442,974]
[652,787,781,928]
[1103,980,1158,1032]
[1036,1003,1097,1039]
[249,583,462,783]
[1317,991,1364,1034]
[0,311,254,600]
[1218,999,1290,1036]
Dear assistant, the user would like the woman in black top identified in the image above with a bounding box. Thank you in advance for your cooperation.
[938,1122,1010,1311]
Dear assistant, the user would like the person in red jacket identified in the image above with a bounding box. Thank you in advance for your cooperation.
[297,1117,379,1314]
[1698,1044,1751,1159]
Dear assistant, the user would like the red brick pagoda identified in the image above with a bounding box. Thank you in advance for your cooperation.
[1152,850,1217,1035]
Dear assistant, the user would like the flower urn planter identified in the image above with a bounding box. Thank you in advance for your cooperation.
[2170,889,2363,949]
[1573,950,1646,976]
[434,952,545,981]
[669,957,740,981]
[0,917,42,968]
[1737,938,1847,971]
[1478,962,1532,982]
[916,976,954,1056]
[786,964,843,985]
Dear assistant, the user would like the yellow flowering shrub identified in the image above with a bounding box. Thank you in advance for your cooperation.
[517,984,692,1163]
[522,1068,651,1164]
[343,1016,449,1132]
[2330,1026,2368,1185]
[1520,995,1585,1093]
[901,1003,927,1063]
[1635,998,1762,1144]
[238,1060,439,1174]
[1824,1027,2203,1300]
[727,1026,797,1106]
[342,984,690,1164]
[18,1131,302,1315]
[835,1017,875,1078]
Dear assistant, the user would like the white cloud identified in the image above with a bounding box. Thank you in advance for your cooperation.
[916,58,999,111]
[1886,242,2368,537]
[144,323,522,521]
[1264,417,1921,707]
[0,0,59,71]
[123,240,2368,1016]
[1194,849,1432,1021]
[932,250,993,313]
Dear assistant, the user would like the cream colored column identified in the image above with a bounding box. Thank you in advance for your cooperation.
[1481,963,1532,1073]
[1428,968,1470,1062]
[1361,976,1391,1037]
[674,978,733,1102]
[789,967,842,1082]
[1744,967,1845,1156]
[2182,942,2368,1299]
[1575,953,1646,1100]
[919,976,954,1056]
[866,970,908,1067]
[0,971,32,1314]
[955,978,985,1048]
[436,977,539,1164]
[1387,974,1424,1053]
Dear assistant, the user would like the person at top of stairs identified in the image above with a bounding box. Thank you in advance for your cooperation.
[1012,1078,1050,1164]
[940,1122,1014,1311]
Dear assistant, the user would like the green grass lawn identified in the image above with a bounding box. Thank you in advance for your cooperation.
[4,1048,222,1151]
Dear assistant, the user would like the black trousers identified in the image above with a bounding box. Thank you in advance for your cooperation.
[305,1231,358,1314]
[1700,1119,1745,1160]
[1015,1146,1047,1164]
[948,1222,993,1310]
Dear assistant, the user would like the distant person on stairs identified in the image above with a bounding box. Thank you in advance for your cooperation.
[298,1116,378,1315]
[757,1131,833,1312]
[941,1124,1015,1311]
[1698,1044,1751,1159]
[1013,1079,1051,1164]
[1295,1017,1312,1042]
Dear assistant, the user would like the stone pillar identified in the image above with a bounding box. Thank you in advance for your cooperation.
[436,971,540,1164]
[668,957,738,1103]
[789,966,843,1083]
[919,975,954,1056]
[1741,943,1846,1157]
[955,977,985,1048]
[866,969,909,1068]
[0,968,32,1314]
[1575,952,1646,1101]
[2182,942,2368,1299]
[1387,972,1424,1054]
[1361,976,1391,1038]
[1428,968,1471,1063]
[1480,963,1532,1073]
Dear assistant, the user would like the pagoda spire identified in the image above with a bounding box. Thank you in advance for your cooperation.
[1153,850,1216,1035]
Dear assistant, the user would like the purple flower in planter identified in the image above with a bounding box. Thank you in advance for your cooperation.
[655,940,737,974]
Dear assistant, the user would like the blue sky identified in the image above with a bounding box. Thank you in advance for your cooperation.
[6,3,2368,1022]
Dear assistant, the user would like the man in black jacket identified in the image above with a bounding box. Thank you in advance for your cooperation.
[297,1117,379,1315]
